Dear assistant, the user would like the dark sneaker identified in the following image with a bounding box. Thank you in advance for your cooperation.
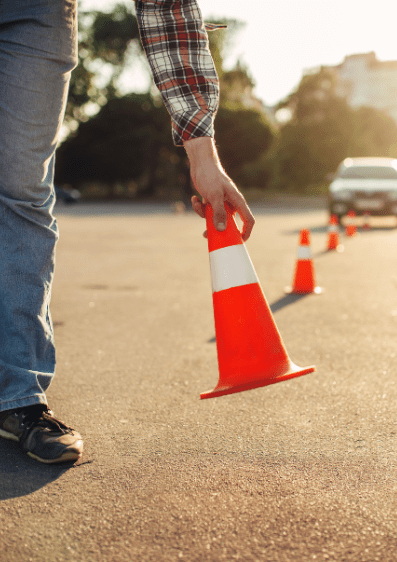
[0,405,83,464]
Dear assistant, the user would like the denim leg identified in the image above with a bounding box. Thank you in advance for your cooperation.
[0,0,77,412]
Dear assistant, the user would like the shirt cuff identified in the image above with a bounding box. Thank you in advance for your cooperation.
[172,109,215,147]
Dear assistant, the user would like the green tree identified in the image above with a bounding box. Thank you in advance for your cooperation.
[64,3,142,134]
[55,93,190,199]
[206,20,276,187]
[349,106,397,157]
[272,68,397,192]
[206,19,245,81]
[273,69,354,191]
[215,106,274,184]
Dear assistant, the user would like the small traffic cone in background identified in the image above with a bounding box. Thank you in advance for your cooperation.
[345,210,357,236]
[200,204,316,400]
[286,229,322,294]
[326,214,341,251]
[363,212,371,230]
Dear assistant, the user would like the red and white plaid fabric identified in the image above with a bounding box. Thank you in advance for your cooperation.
[135,0,223,146]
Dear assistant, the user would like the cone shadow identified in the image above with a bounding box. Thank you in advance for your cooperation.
[270,292,309,313]
[312,245,344,258]
[282,224,328,236]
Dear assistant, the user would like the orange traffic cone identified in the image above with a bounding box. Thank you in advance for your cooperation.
[345,210,357,236]
[326,214,341,251]
[200,204,315,400]
[286,229,322,294]
[363,212,371,230]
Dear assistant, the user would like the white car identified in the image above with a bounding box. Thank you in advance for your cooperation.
[328,157,397,221]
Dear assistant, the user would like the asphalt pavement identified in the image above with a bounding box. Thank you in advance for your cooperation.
[1,201,397,562]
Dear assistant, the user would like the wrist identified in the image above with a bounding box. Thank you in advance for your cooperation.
[183,137,221,169]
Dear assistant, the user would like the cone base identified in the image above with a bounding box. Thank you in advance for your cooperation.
[200,363,316,399]
[328,244,344,253]
[327,244,345,252]
[284,286,323,295]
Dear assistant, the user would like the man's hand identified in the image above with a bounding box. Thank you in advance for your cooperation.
[184,137,255,241]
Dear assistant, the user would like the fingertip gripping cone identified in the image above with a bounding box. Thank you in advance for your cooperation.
[200,205,315,400]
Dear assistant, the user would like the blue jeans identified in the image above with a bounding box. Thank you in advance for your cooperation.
[0,0,77,412]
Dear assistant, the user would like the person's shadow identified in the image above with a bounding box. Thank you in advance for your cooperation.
[0,439,74,500]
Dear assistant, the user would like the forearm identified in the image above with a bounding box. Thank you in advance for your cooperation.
[135,0,219,146]
[183,137,222,177]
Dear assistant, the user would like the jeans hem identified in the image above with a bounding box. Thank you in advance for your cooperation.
[0,395,48,413]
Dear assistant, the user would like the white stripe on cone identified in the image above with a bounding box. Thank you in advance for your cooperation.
[296,246,312,260]
[209,244,259,294]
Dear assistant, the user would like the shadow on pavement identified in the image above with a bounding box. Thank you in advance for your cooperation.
[312,247,344,258]
[54,201,185,217]
[54,199,327,218]
[270,292,310,313]
[356,226,397,231]
[282,224,328,236]
[0,439,72,500]
[283,223,397,238]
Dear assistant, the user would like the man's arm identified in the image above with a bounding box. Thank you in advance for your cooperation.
[135,0,254,239]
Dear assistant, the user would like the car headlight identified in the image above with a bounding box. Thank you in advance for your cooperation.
[330,189,352,200]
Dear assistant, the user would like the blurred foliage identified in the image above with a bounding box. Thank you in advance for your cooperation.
[65,3,141,132]
[215,106,274,182]
[349,106,397,157]
[272,68,397,192]
[206,19,275,187]
[56,93,191,199]
[206,19,245,81]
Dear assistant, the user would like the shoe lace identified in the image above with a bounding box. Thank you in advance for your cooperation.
[20,406,73,439]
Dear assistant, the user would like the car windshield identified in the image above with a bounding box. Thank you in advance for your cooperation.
[339,166,397,179]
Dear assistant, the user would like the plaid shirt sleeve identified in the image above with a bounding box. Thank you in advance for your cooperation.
[135,0,220,146]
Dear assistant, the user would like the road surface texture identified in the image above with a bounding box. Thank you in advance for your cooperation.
[1,201,397,562]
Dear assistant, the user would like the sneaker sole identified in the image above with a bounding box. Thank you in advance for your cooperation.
[27,450,83,464]
[0,428,19,442]
[1,428,82,464]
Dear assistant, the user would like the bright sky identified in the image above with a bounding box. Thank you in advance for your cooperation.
[82,0,396,106]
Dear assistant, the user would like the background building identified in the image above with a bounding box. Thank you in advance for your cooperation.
[307,52,397,123]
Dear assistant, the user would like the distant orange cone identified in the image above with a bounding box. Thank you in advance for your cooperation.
[345,210,357,236]
[363,212,371,230]
[286,229,322,294]
[200,205,316,400]
[327,214,341,251]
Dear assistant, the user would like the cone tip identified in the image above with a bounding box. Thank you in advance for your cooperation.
[300,229,310,245]
[205,203,243,253]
